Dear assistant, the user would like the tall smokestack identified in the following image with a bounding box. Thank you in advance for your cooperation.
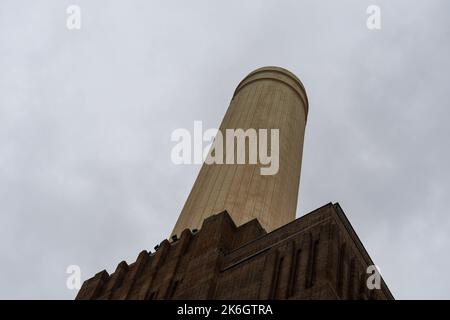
[171,66,308,237]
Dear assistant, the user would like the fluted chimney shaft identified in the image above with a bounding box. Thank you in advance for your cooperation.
[172,67,308,237]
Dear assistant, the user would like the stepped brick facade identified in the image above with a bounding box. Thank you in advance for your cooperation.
[76,203,393,300]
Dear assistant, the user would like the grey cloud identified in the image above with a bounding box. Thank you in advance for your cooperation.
[0,0,449,299]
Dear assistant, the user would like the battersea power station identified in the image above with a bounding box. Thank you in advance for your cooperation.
[76,67,393,300]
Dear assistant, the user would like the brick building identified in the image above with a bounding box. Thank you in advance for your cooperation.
[76,203,392,299]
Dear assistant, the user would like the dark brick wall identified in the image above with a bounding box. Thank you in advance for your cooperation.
[75,203,393,300]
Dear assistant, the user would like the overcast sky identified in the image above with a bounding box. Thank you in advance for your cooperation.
[1,0,449,299]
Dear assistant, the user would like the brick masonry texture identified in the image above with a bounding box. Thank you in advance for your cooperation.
[76,203,393,300]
